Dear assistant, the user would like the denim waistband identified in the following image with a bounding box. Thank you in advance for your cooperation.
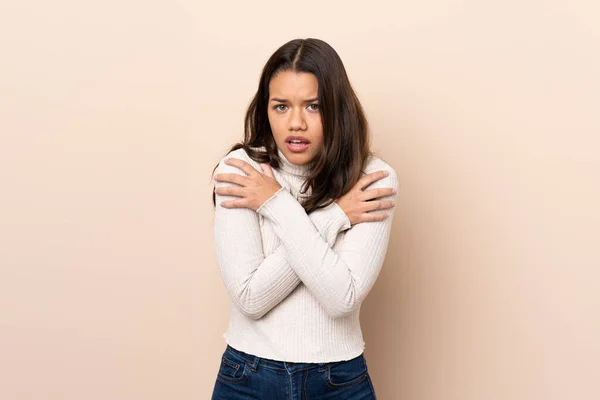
[226,344,329,372]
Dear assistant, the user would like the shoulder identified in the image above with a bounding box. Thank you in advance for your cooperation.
[363,154,399,181]
[215,146,265,176]
[361,154,400,191]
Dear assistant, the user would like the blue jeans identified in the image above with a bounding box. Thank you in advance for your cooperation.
[211,345,377,399]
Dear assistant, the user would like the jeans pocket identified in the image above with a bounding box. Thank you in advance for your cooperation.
[325,354,368,389]
[217,348,249,384]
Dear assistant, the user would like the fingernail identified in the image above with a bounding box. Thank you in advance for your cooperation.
[383,170,389,176]
[392,188,397,194]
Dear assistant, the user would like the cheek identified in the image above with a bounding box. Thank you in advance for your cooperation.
[268,113,284,137]
[312,116,324,142]
[314,115,323,131]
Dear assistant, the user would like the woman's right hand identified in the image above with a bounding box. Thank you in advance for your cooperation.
[335,170,396,226]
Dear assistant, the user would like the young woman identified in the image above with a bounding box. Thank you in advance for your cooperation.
[210,38,398,399]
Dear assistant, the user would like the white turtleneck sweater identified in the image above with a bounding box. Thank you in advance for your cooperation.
[213,146,399,362]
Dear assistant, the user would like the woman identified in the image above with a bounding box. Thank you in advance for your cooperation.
[211,38,398,399]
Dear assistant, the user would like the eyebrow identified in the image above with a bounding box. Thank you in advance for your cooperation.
[270,97,319,103]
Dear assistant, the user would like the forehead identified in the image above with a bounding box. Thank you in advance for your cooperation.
[269,70,318,97]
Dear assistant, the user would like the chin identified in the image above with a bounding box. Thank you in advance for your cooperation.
[287,152,313,165]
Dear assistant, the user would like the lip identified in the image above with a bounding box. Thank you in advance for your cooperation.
[285,136,311,144]
[285,136,311,153]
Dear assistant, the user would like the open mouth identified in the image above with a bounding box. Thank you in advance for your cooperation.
[285,137,311,152]
[286,137,311,145]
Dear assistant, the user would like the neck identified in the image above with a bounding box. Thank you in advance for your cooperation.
[277,148,312,177]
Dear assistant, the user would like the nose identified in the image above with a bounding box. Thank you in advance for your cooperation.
[288,108,307,131]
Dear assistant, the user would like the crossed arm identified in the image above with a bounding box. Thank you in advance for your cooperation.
[213,152,398,319]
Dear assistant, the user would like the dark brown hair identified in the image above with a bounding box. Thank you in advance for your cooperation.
[212,38,372,213]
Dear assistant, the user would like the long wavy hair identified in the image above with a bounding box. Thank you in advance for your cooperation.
[212,38,372,213]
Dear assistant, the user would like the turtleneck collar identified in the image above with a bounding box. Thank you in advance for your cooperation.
[276,147,313,177]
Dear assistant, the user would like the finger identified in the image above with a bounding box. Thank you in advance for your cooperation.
[224,158,259,177]
[359,187,396,201]
[260,163,275,179]
[220,199,251,209]
[358,213,389,223]
[361,200,395,212]
[356,170,389,191]
[215,186,245,197]
[214,173,248,186]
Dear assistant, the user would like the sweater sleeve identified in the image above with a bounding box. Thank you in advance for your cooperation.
[256,164,399,319]
[213,152,351,320]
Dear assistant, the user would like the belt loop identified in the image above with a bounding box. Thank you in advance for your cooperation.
[249,354,260,372]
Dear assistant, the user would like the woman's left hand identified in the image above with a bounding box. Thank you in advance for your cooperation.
[214,158,282,211]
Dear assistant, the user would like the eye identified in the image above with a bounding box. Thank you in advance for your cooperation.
[274,104,288,112]
[307,104,319,111]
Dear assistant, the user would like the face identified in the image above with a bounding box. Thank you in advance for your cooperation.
[267,70,324,165]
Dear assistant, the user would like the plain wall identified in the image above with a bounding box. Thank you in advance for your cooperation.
[1,1,599,399]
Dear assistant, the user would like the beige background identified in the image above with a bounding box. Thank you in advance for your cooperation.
[1,1,599,399]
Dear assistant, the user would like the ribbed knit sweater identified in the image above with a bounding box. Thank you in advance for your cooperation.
[213,147,399,362]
